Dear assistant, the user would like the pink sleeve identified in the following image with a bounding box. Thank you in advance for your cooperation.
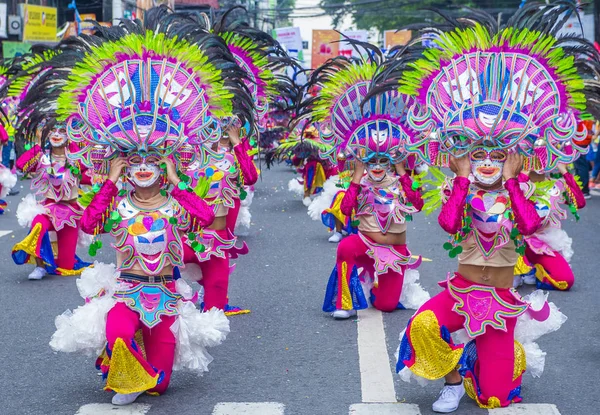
[438,176,470,234]
[517,172,530,183]
[563,172,586,209]
[233,141,258,186]
[171,187,215,228]
[504,178,541,236]
[341,182,360,216]
[79,166,93,186]
[16,145,43,173]
[81,180,118,235]
[399,173,424,211]
[0,125,8,145]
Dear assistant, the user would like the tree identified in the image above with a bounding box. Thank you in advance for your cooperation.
[318,0,526,33]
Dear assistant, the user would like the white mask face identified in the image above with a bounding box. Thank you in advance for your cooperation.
[127,154,162,188]
[49,127,68,148]
[370,128,389,146]
[366,158,390,182]
[470,147,507,185]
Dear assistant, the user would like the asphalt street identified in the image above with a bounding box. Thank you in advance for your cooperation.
[0,164,598,415]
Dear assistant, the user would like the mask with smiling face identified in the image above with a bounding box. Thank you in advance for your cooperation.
[126,154,162,188]
[366,157,390,182]
[470,146,507,185]
[48,126,68,148]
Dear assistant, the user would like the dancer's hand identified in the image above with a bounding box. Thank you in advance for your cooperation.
[503,152,524,180]
[107,157,127,183]
[395,161,406,176]
[227,126,241,146]
[352,159,364,184]
[449,155,470,178]
[557,162,568,175]
[161,158,180,186]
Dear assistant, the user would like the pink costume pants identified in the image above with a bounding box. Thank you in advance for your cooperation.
[32,213,79,270]
[524,246,574,290]
[226,198,241,235]
[183,228,230,311]
[336,234,406,312]
[397,274,522,408]
[105,301,176,395]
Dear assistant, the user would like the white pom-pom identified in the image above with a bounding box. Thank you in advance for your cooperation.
[307,176,340,221]
[523,341,546,378]
[171,304,230,373]
[535,228,573,262]
[16,193,46,228]
[0,167,17,198]
[75,262,118,299]
[77,230,94,250]
[288,178,304,196]
[399,269,431,310]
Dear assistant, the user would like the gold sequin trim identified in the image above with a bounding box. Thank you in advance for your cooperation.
[534,264,568,290]
[408,310,463,380]
[340,261,353,310]
[104,338,159,394]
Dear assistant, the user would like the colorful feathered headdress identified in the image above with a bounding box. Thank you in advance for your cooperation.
[296,39,417,164]
[379,2,600,171]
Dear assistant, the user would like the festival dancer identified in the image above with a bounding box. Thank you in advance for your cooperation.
[293,41,430,318]
[376,3,595,411]
[513,161,586,290]
[45,7,246,405]
[12,122,90,279]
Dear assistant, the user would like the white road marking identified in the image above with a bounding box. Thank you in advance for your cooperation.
[75,403,151,415]
[350,403,421,414]
[489,404,561,414]
[357,308,397,403]
[0,230,12,238]
[212,402,285,415]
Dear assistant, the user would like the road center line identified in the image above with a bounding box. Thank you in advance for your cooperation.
[0,230,13,238]
[488,404,561,414]
[212,402,285,415]
[75,403,151,415]
[357,307,397,403]
[350,403,421,414]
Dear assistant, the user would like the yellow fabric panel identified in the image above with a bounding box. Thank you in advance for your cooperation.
[340,261,353,310]
[408,310,463,380]
[105,338,159,394]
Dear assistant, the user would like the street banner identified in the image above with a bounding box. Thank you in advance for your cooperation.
[3,41,31,58]
[22,5,57,42]
[312,29,340,69]
[339,30,368,58]
[384,30,411,49]
[0,4,7,38]
[79,13,96,35]
[273,27,304,61]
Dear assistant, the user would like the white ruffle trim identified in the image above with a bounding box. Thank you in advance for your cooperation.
[288,178,304,197]
[49,262,230,373]
[171,303,230,374]
[396,327,431,386]
[0,167,17,198]
[399,269,431,310]
[16,193,46,228]
[536,227,574,262]
[307,176,339,221]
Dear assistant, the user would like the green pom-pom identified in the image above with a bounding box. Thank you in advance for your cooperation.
[229,166,236,173]
[104,221,113,232]
[405,214,412,222]
[188,232,197,240]
[160,162,167,170]
[443,242,453,250]
[454,245,463,254]
[92,183,101,193]
[350,220,360,227]
[194,243,206,253]
[25,143,32,150]
[180,174,190,183]
[516,245,526,255]
[569,205,577,214]
[160,189,167,197]
[118,189,127,197]
[449,249,458,258]
[177,181,187,190]
[169,217,178,225]
[464,216,472,224]
[510,228,519,239]
[88,245,97,256]
[411,181,420,191]
[110,211,120,221]
[96,240,103,249]
[71,167,80,175]
[240,190,247,200]
[191,240,199,249]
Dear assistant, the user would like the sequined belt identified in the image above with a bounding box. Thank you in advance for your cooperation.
[118,273,174,284]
